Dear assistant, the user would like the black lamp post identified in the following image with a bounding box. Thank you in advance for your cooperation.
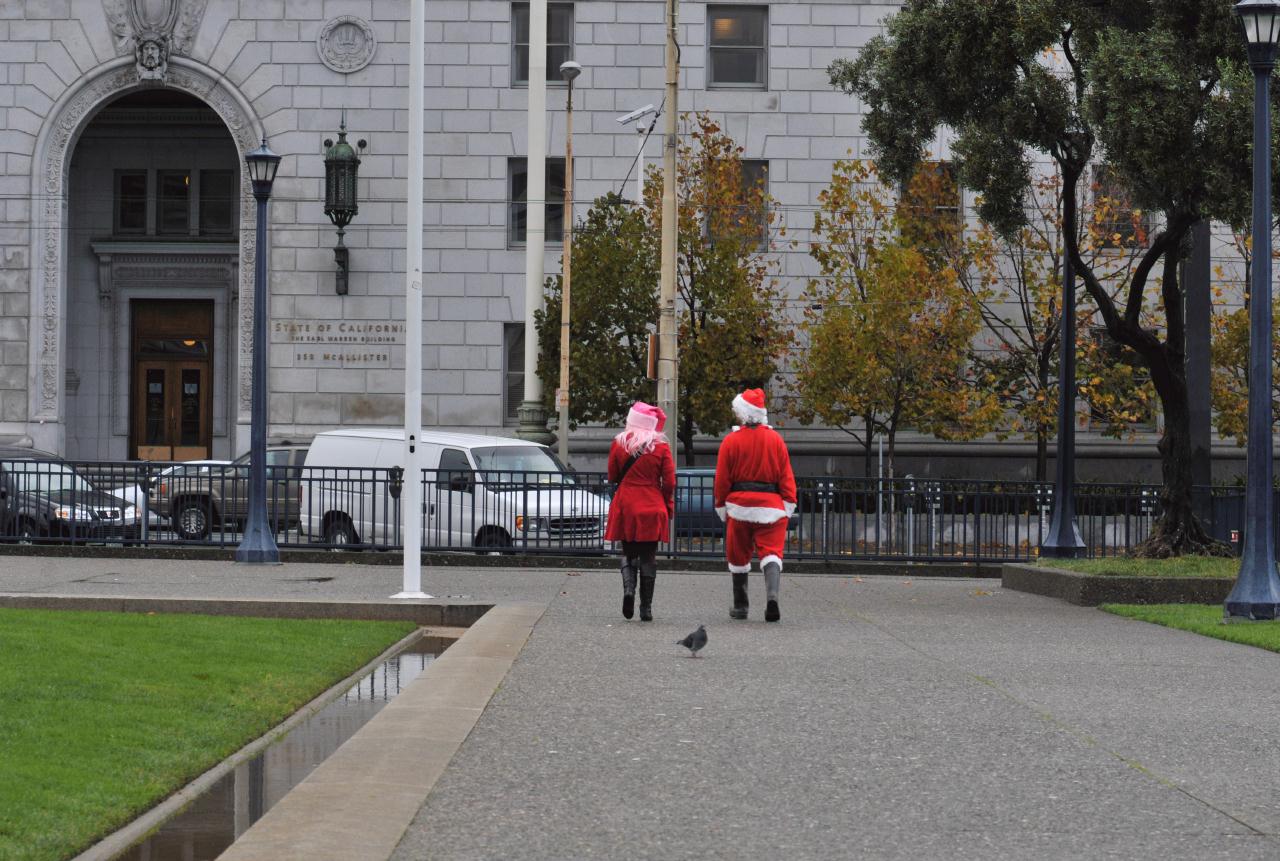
[1041,232,1086,557]
[236,137,282,565]
[323,115,365,295]
[1226,0,1280,619]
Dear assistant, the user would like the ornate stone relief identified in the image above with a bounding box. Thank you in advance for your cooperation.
[102,0,209,81]
[317,16,378,73]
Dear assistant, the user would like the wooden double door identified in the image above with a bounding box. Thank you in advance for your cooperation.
[131,300,214,461]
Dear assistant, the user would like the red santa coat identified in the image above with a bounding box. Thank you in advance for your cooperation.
[713,424,797,523]
[604,439,676,543]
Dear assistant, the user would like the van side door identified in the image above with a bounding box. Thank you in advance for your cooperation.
[438,447,476,548]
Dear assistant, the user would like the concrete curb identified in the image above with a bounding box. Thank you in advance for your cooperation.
[1002,562,1234,606]
[218,603,546,861]
[0,544,999,576]
[0,594,491,627]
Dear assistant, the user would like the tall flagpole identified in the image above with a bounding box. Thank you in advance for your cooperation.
[394,0,430,599]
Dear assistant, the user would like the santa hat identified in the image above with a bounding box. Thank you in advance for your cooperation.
[626,402,666,432]
[732,388,768,425]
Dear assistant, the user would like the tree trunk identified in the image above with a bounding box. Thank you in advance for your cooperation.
[679,411,696,467]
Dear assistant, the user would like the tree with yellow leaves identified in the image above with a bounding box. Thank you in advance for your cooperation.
[791,159,1001,478]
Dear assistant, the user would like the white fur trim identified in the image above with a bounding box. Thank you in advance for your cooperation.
[728,562,752,574]
[732,393,768,426]
[715,506,727,522]
[725,502,787,524]
[760,554,782,570]
[784,501,796,517]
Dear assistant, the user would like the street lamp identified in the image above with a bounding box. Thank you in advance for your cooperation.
[1226,0,1280,619]
[556,59,581,466]
[1040,247,1086,559]
[323,114,366,295]
[617,103,659,204]
[236,137,282,565]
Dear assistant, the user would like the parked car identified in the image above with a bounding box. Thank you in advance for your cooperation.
[106,460,228,529]
[148,444,309,540]
[300,429,609,551]
[0,446,141,542]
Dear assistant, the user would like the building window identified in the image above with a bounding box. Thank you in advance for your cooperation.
[114,171,148,235]
[1087,326,1156,430]
[508,157,567,246]
[708,5,768,89]
[1092,164,1149,248]
[711,159,769,246]
[929,161,961,220]
[512,2,574,86]
[198,170,235,237]
[156,170,191,236]
[504,323,525,424]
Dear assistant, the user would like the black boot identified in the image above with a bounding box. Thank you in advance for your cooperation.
[638,562,657,622]
[729,571,749,620]
[621,558,638,620]
[763,561,781,623]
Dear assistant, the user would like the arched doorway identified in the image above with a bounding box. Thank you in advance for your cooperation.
[28,59,262,459]
[67,89,238,460]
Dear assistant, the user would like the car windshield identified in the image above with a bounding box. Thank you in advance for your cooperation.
[471,446,575,486]
[6,461,96,495]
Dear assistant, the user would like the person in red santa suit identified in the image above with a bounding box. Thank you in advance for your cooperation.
[604,402,675,621]
[714,388,796,622]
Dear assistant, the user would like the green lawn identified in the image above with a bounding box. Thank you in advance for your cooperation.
[1102,603,1280,652]
[1038,555,1238,579]
[0,609,416,861]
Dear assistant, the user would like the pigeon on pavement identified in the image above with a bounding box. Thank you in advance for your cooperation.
[676,624,708,657]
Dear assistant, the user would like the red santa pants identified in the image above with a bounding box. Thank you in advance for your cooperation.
[725,517,787,573]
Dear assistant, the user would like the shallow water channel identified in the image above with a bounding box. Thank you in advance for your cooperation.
[114,635,452,861]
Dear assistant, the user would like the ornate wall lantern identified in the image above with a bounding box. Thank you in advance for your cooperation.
[323,116,366,295]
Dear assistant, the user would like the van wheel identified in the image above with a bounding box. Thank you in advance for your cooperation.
[475,528,512,553]
[324,516,358,547]
[175,500,214,541]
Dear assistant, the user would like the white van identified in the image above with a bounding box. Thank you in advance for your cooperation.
[299,428,609,551]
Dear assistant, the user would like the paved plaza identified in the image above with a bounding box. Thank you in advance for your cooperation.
[4,556,1280,859]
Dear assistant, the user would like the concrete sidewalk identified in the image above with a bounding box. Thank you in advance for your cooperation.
[3,557,1280,859]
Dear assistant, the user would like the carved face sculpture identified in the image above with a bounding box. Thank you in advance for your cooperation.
[139,40,162,69]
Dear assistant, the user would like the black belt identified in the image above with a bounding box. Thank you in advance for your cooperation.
[731,481,780,494]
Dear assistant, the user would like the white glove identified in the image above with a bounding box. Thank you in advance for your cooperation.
[784,501,796,517]
[715,506,727,522]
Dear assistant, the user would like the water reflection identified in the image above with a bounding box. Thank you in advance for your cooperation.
[115,639,445,861]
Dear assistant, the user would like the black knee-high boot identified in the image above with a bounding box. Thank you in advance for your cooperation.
[638,561,657,622]
[621,558,638,619]
[730,571,749,619]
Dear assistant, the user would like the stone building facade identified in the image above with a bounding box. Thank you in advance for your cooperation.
[0,0,897,467]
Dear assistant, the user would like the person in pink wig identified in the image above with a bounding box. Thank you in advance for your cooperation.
[604,402,675,621]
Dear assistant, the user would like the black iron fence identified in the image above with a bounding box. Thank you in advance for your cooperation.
[0,458,1256,561]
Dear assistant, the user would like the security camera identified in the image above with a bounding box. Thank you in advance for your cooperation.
[616,104,658,125]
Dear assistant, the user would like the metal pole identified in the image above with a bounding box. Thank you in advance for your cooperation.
[235,189,279,564]
[636,123,646,204]
[394,0,430,599]
[557,79,573,465]
[1041,245,1086,557]
[1226,46,1280,619]
[516,0,553,444]
[657,0,680,456]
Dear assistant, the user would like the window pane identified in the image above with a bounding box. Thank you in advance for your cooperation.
[145,368,165,445]
[710,48,764,85]
[709,7,766,46]
[157,170,190,235]
[199,169,234,236]
[547,44,572,79]
[116,172,147,234]
[512,2,573,84]
[548,4,574,44]
[513,2,529,43]
[180,368,201,446]
[508,158,566,245]
[505,324,525,423]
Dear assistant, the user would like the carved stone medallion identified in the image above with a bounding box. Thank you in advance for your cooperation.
[317,16,377,73]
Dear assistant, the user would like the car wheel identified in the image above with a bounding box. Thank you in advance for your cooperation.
[175,500,213,541]
[323,517,357,547]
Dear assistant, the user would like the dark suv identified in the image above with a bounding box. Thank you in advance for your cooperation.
[148,444,309,540]
[0,446,141,542]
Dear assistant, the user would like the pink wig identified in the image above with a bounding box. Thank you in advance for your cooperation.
[615,402,668,456]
